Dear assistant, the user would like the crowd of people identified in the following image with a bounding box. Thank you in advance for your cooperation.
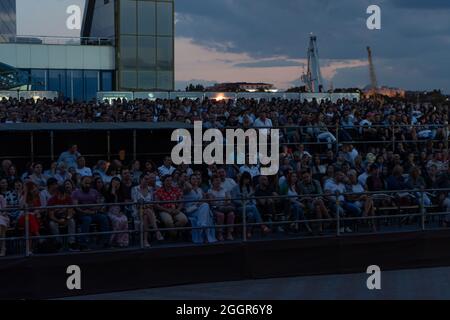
[1,96,450,257]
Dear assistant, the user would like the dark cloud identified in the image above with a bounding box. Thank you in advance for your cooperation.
[175,0,450,92]
[233,59,305,68]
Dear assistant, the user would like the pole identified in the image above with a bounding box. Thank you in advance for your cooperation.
[336,192,341,236]
[107,131,111,162]
[392,124,396,152]
[25,213,30,257]
[420,188,426,231]
[133,129,137,161]
[50,131,55,161]
[30,132,35,163]
[242,197,247,242]
[139,203,144,249]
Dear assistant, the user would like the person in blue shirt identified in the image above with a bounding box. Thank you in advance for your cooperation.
[57,144,81,170]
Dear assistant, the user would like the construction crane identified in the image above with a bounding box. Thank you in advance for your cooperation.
[302,34,324,93]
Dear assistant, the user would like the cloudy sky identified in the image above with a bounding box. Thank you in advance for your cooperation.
[16,0,450,92]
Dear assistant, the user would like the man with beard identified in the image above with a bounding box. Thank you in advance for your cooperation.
[72,176,110,250]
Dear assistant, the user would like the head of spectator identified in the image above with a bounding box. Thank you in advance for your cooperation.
[93,176,106,194]
[77,156,86,169]
[1,160,12,176]
[161,175,174,191]
[68,144,78,155]
[80,176,93,193]
[64,179,75,194]
[0,178,8,194]
[33,162,44,176]
[47,178,59,195]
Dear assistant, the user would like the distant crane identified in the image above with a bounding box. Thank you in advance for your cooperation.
[302,34,324,93]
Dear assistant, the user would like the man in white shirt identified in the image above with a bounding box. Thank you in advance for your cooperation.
[76,156,93,177]
[218,168,237,193]
[158,157,176,177]
[253,112,273,137]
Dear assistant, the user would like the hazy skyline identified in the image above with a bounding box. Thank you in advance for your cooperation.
[15,0,450,92]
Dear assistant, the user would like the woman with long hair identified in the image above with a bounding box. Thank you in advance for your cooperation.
[285,172,312,233]
[105,177,129,248]
[209,175,235,241]
[131,174,164,247]
[231,172,270,239]
[17,181,42,254]
[183,175,217,244]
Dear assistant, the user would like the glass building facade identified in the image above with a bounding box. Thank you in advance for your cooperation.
[21,68,113,101]
[117,0,174,91]
[0,0,16,42]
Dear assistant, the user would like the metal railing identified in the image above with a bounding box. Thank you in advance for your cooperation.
[1,123,449,164]
[7,35,115,46]
[1,187,449,257]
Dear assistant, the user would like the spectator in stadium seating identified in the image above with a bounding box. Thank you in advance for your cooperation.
[0,194,8,256]
[18,181,42,253]
[345,170,376,231]
[209,175,235,241]
[132,174,164,247]
[93,160,111,184]
[93,176,107,203]
[71,176,110,250]
[324,171,360,233]
[64,179,76,195]
[154,175,188,239]
[40,177,58,207]
[47,185,77,251]
[29,163,48,191]
[0,160,12,179]
[230,172,270,238]
[299,170,331,234]
[183,175,216,244]
[105,177,129,248]
[255,175,280,228]
[158,157,176,177]
[5,179,23,225]
[44,162,58,179]
[407,166,432,206]
[131,160,143,185]
[284,172,311,233]
[217,167,237,193]
[5,164,17,189]
[0,178,8,197]
[76,156,92,178]
[58,144,81,170]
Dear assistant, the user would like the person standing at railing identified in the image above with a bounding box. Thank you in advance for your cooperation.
[183,175,217,244]
[0,194,8,256]
[47,186,77,251]
[154,175,188,240]
[71,176,110,251]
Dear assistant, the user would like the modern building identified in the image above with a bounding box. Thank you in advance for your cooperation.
[0,0,174,101]
[0,0,16,43]
[207,82,276,92]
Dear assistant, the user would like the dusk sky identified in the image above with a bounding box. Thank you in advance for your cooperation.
[17,0,450,92]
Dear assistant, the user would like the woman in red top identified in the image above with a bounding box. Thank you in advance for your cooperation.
[17,181,42,253]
